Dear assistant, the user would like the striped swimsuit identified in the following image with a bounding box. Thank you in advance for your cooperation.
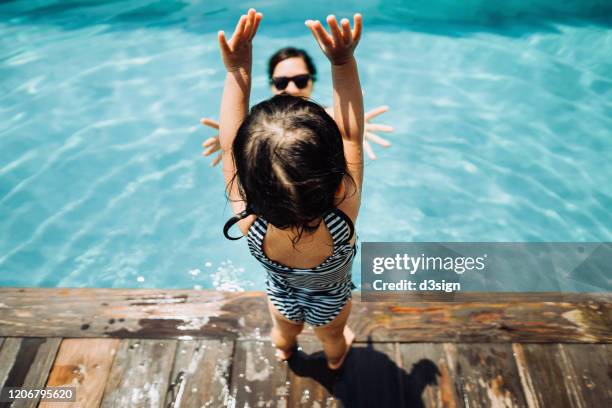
[247,208,357,327]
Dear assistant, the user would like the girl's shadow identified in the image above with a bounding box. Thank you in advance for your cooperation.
[288,337,440,408]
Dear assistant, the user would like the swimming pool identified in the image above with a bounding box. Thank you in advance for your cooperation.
[1,0,611,290]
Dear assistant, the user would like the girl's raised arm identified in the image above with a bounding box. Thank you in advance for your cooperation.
[218,9,262,233]
[306,14,365,218]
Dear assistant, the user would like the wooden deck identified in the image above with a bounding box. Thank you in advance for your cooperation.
[0,288,610,407]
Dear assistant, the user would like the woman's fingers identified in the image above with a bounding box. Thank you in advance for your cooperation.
[211,152,223,167]
[366,123,394,133]
[352,13,362,44]
[202,136,219,148]
[200,117,220,129]
[364,105,388,120]
[326,15,343,45]
[363,139,376,160]
[340,18,352,45]
[204,143,221,156]
[365,131,391,147]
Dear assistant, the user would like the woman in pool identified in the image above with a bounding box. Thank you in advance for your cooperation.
[217,8,364,369]
[201,47,393,165]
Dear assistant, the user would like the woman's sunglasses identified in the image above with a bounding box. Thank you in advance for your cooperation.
[270,74,312,90]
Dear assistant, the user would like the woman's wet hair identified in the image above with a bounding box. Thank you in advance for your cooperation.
[230,94,354,246]
[268,47,317,81]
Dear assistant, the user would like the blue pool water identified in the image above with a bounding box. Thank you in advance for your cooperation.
[1,1,611,290]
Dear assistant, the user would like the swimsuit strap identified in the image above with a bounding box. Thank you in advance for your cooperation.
[330,207,355,245]
[244,207,354,246]
[223,204,256,240]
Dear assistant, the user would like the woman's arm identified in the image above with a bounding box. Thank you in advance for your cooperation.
[218,9,262,233]
[306,14,364,219]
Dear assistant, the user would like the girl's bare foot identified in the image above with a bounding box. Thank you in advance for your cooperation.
[327,326,355,370]
[275,345,293,361]
[274,342,299,361]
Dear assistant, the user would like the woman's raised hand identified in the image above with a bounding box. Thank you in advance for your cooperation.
[305,14,362,66]
[218,9,263,72]
[200,117,223,166]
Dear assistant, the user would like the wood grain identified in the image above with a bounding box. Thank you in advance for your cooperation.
[0,337,22,389]
[229,339,289,407]
[2,337,61,408]
[287,339,339,407]
[451,343,527,407]
[164,338,234,407]
[40,338,119,408]
[558,344,612,407]
[0,288,609,342]
[397,343,463,408]
[331,341,402,407]
[513,344,576,407]
[100,339,177,408]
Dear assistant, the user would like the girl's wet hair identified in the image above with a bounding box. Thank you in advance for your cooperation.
[268,47,317,81]
[230,94,353,246]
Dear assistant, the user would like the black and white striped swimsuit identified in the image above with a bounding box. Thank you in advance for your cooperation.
[247,208,357,327]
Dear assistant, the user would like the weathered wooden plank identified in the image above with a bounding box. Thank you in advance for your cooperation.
[287,339,339,407]
[558,344,612,407]
[164,338,234,407]
[512,344,577,407]
[100,339,177,408]
[450,343,527,407]
[350,296,611,343]
[229,339,289,407]
[0,337,22,389]
[397,343,463,408]
[329,341,402,407]
[0,288,271,340]
[39,338,120,408]
[0,289,609,342]
[1,337,61,408]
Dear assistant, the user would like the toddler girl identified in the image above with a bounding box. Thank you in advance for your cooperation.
[217,9,364,370]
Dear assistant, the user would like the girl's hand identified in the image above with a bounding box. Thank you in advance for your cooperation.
[200,117,223,166]
[305,14,362,66]
[218,9,262,72]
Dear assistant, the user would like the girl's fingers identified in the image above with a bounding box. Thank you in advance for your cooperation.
[326,15,343,45]
[366,123,394,133]
[307,20,333,48]
[304,20,321,46]
[211,152,223,167]
[313,20,333,47]
[352,13,363,44]
[364,105,389,120]
[250,12,263,40]
[230,15,247,48]
[243,10,255,41]
[363,139,376,160]
[340,18,352,45]
[218,31,232,55]
[365,131,391,147]
[200,117,220,129]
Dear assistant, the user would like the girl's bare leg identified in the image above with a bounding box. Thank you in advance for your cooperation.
[267,299,304,360]
[313,299,355,370]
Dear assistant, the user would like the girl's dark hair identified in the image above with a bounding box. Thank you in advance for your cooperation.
[268,47,317,81]
[230,94,353,246]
